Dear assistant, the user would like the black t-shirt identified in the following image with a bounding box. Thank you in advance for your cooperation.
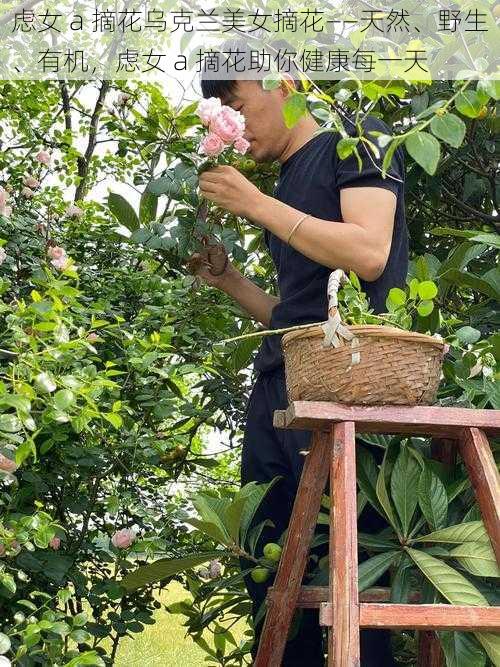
[253,114,409,375]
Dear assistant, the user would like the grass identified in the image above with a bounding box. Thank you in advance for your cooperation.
[102,581,249,666]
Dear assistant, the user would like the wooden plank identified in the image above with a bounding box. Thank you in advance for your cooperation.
[273,403,500,437]
[267,585,421,608]
[319,603,500,631]
[458,427,500,564]
[254,431,331,667]
[329,421,360,666]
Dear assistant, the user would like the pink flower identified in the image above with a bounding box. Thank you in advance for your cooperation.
[111,528,135,549]
[51,256,70,271]
[87,332,98,342]
[0,453,18,473]
[49,536,61,550]
[23,175,40,189]
[209,107,245,144]
[0,248,7,265]
[21,186,35,198]
[0,186,9,209]
[66,204,83,219]
[36,150,51,165]
[233,136,250,155]
[48,246,65,260]
[0,187,12,218]
[199,133,226,157]
[196,97,222,126]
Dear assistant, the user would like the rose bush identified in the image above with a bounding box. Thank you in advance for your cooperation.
[0,72,498,667]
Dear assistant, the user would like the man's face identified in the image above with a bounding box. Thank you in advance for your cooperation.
[220,79,290,164]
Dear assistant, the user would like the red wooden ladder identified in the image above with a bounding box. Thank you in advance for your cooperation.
[253,402,500,667]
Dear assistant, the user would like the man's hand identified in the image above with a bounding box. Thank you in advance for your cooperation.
[198,165,264,218]
[185,242,238,289]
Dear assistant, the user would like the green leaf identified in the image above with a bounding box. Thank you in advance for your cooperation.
[139,189,158,225]
[64,650,106,666]
[376,442,400,534]
[262,73,281,90]
[417,280,438,300]
[239,478,281,549]
[418,466,448,530]
[414,521,489,545]
[147,162,198,200]
[337,137,359,159]
[455,326,481,345]
[430,113,466,148]
[121,551,227,592]
[34,372,57,394]
[406,548,488,606]
[356,445,384,517]
[469,233,500,249]
[54,389,75,411]
[439,631,486,667]
[358,551,399,592]
[439,268,499,299]
[282,93,307,129]
[390,445,421,536]
[449,543,500,578]
[405,131,441,175]
[477,78,500,101]
[15,437,36,465]
[102,412,122,429]
[455,91,483,118]
[417,300,434,317]
[108,192,139,232]
[387,287,406,306]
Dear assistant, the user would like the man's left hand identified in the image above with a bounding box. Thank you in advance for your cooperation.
[198,165,264,218]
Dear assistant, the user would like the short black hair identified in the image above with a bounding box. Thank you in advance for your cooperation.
[199,37,303,100]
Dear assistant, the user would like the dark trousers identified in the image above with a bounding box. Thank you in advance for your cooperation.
[240,364,396,667]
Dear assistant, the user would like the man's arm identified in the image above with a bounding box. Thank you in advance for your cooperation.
[217,267,280,328]
[248,186,397,282]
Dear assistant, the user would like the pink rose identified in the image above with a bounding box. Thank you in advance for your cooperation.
[87,332,98,342]
[49,536,61,550]
[233,136,250,155]
[36,150,51,165]
[51,256,70,271]
[48,246,65,260]
[196,97,222,126]
[0,248,7,266]
[199,132,226,157]
[66,204,83,219]
[0,453,18,473]
[111,528,135,549]
[0,186,9,209]
[23,175,40,189]
[209,107,245,144]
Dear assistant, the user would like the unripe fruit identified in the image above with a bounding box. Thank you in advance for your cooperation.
[263,542,282,562]
[251,567,270,583]
[242,158,256,172]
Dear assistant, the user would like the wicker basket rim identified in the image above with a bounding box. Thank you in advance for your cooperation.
[281,323,445,347]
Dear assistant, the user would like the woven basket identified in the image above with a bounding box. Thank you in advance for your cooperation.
[281,270,445,406]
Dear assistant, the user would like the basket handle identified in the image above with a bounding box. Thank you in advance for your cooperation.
[320,269,361,366]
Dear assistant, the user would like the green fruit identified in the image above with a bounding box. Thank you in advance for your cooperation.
[251,567,270,583]
[263,542,282,562]
[242,158,256,172]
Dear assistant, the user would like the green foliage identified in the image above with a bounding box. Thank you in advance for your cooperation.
[0,72,497,665]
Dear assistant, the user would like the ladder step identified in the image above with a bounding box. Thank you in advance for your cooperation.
[273,403,500,436]
[319,603,500,631]
[267,585,421,607]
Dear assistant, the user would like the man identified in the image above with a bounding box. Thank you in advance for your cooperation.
[188,66,408,666]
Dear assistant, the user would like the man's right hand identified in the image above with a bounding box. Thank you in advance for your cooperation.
[185,242,237,289]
